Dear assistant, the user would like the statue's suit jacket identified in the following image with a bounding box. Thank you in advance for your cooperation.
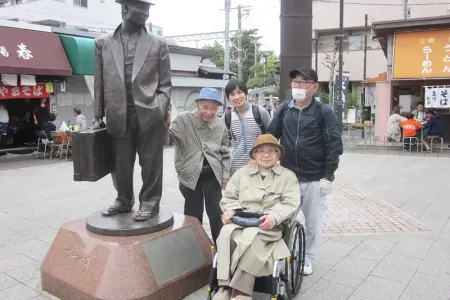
[94,25,172,138]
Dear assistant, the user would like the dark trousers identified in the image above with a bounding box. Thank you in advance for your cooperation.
[111,111,164,213]
[179,171,223,243]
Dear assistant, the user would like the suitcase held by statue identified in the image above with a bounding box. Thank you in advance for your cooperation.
[72,127,112,182]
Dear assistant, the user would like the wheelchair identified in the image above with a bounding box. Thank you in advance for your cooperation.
[206,219,306,300]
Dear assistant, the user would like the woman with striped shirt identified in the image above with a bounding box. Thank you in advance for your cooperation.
[224,80,271,176]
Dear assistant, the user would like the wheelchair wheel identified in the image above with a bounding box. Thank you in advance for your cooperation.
[284,220,306,299]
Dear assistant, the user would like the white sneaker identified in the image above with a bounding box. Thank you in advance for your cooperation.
[303,263,313,276]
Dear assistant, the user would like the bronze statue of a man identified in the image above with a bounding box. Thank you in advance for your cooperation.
[93,0,172,221]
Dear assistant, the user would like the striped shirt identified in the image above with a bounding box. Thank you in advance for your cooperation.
[226,104,271,176]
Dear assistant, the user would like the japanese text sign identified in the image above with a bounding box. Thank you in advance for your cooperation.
[0,27,72,76]
[393,30,450,79]
[0,83,50,100]
[424,86,450,108]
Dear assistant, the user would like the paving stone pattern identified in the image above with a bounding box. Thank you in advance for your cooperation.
[324,182,432,236]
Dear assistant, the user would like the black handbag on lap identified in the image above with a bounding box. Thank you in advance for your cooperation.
[231,211,265,227]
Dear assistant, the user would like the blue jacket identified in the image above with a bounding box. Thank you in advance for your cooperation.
[268,100,343,182]
[425,115,444,137]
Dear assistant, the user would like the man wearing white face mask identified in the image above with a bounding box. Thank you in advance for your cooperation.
[268,67,343,276]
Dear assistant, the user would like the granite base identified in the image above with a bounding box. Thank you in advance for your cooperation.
[41,213,213,300]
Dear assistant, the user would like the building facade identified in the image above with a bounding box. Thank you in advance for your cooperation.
[0,0,163,35]
[371,16,450,141]
[311,0,450,90]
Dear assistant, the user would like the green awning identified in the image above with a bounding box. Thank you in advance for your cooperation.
[59,35,95,75]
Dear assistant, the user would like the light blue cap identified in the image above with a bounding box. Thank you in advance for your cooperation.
[196,88,223,105]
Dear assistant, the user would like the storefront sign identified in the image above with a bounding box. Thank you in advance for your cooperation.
[424,85,450,108]
[333,71,350,107]
[394,30,450,79]
[21,75,36,86]
[1,74,18,86]
[0,27,72,76]
[0,83,50,100]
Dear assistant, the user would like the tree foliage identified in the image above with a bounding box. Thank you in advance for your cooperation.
[202,28,280,91]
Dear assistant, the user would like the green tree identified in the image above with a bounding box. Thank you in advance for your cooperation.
[202,29,264,82]
[346,92,360,109]
[247,52,280,90]
[318,92,330,105]
[202,41,225,69]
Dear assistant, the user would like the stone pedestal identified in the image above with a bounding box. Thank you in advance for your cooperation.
[41,213,213,300]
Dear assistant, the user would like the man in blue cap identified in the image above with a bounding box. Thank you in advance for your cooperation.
[166,88,230,243]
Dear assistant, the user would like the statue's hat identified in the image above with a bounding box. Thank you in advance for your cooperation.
[115,0,154,5]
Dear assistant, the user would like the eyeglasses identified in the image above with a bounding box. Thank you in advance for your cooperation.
[198,105,218,113]
[255,149,279,156]
[292,79,315,86]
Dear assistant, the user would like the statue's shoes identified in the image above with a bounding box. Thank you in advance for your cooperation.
[101,205,132,216]
[133,210,157,222]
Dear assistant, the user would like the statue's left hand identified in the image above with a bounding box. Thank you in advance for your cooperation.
[165,104,172,127]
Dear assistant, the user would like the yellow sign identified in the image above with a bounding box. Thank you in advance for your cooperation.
[45,82,54,93]
[393,30,450,79]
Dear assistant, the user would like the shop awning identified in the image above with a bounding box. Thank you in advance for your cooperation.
[0,26,72,76]
[363,73,387,83]
[58,35,95,75]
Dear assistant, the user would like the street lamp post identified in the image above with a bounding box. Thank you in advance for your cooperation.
[336,0,344,129]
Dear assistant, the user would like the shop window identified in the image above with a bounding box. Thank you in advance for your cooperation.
[74,0,87,8]
[344,35,363,51]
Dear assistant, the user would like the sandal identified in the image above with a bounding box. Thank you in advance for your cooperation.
[133,210,155,222]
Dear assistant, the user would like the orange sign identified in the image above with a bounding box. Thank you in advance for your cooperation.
[393,30,450,79]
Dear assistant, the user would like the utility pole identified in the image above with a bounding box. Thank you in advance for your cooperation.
[237,5,243,80]
[224,0,231,73]
[336,0,344,128]
[361,14,368,137]
[403,0,408,19]
[222,2,250,77]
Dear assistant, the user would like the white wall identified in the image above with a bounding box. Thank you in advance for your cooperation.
[0,0,121,32]
[313,49,387,82]
[313,0,450,30]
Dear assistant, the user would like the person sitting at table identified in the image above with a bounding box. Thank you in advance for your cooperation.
[214,134,300,300]
[400,113,422,151]
[422,108,444,152]
[42,113,57,141]
[386,106,406,142]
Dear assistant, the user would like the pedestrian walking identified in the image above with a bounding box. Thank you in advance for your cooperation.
[268,67,343,276]
[263,98,273,118]
[166,87,230,243]
[224,80,271,176]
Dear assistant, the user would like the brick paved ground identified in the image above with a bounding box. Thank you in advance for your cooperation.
[323,183,432,236]
[0,150,449,300]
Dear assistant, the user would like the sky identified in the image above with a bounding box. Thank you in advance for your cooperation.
[149,0,281,54]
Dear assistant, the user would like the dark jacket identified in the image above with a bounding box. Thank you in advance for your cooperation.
[425,115,444,137]
[268,99,342,182]
[94,24,172,138]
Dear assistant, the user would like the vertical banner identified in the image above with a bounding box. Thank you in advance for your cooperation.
[334,71,350,108]
[365,84,376,107]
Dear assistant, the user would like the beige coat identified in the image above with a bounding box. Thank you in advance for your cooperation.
[386,114,406,142]
[217,164,301,281]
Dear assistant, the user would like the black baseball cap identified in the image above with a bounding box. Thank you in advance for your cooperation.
[289,67,318,83]
[426,108,436,115]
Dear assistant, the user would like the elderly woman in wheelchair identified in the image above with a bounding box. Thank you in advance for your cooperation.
[212,134,301,300]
